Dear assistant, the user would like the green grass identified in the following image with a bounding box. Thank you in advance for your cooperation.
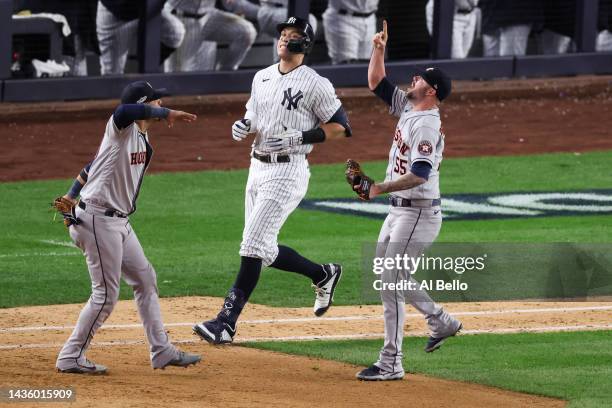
[0,151,611,308]
[245,330,612,408]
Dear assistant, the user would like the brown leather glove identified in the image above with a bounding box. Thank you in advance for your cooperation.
[51,196,80,227]
[345,159,374,201]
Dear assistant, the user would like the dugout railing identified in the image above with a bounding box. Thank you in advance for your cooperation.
[0,0,610,102]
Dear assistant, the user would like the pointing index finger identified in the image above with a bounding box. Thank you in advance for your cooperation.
[383,20,387,38]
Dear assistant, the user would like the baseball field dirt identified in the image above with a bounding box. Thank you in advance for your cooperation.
[4,298,607,407]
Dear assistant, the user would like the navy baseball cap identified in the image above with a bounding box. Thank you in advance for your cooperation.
[418,67,452,102]
[120,81,170,104]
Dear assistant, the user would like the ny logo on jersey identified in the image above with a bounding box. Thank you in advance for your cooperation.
[281,88,304,111]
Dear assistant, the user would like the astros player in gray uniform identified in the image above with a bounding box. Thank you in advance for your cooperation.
[355,21,462,381]
[55,81,200,374]
[193,17,351,345]
[163,0,257,71]
[322,0,379,64]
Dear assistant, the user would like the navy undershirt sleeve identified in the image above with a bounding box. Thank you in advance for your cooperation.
[325,106,352,136]
[113,104,170,129]
[372,77,396,107]
[411,161,432,180]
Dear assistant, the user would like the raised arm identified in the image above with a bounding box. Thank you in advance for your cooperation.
[368,20,388,90]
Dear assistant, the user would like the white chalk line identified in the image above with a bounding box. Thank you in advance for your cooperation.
[0,240,79,258]
[39,239,76,248]
[2,305,611,333]
[0,252,80,259]
[1,323,612,351]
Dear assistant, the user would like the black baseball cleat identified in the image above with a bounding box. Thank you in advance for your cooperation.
[356,364,404,381]
[156,351,201,369]
[313,264,343,317]
[193,318,236,345]
[424,323,463,353]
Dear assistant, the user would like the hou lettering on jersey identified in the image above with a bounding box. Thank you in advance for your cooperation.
[130,151,147,165]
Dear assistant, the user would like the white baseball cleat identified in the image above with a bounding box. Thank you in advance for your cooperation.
[57,359,107,375]
[312,263,342,316]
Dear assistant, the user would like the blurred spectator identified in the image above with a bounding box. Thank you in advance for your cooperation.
[13,0,98,76]
[539,0,575,54]
[598,0,612,51]
[163,0,257,71]
[480,0,543,56]
[97,0,185,75]
[256,0,318,62]
[322,0,379,64]
[425,0,480,59]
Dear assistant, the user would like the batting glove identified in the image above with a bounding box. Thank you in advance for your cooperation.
[232,119,251,141]
[262,129,303,152]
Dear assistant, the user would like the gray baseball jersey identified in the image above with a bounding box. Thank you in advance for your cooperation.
[383,87,444,200]
[247,63,342,156]
[80,117,152,215]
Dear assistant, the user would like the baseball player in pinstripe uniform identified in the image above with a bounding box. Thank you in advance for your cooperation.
[193,16,351,345]
[96,0,185,75]
[322,0,379,64]
[55,81,200,374]
[163,0,257,71]
[353,21,462,381]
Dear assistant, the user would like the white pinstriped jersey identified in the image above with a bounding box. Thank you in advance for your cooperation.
[384,87,444,200]
[80,117,152,215]
[247,64,342,156]
[329,0,379,13]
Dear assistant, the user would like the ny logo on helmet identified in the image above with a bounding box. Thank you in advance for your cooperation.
[281,88,304,111]
[287,17,296,24]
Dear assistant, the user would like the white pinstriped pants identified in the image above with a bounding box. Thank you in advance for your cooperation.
[164,7,257,72]
[96,1,185,75]
[376,206,460,373]
[239,156,310,266]
[322,8,376,64]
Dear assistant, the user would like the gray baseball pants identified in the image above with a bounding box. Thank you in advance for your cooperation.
[375,204,460,373]
[56,204,178,370]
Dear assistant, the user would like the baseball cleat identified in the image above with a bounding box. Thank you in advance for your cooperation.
[356,365,404,381]
[193,318,236,345]
[57,359,107,375]
[157,351,201,369]
[424,323,463,353]
[313,263,342,317]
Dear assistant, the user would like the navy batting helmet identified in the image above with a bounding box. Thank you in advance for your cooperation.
[276,16,315,55]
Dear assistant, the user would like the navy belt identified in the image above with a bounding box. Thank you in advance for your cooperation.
[389,197,441,208]
[338,8,376,17]
[253,152,291,163]
[171,9,207,19]
[78,201,127,218]
[261,1,284,7]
